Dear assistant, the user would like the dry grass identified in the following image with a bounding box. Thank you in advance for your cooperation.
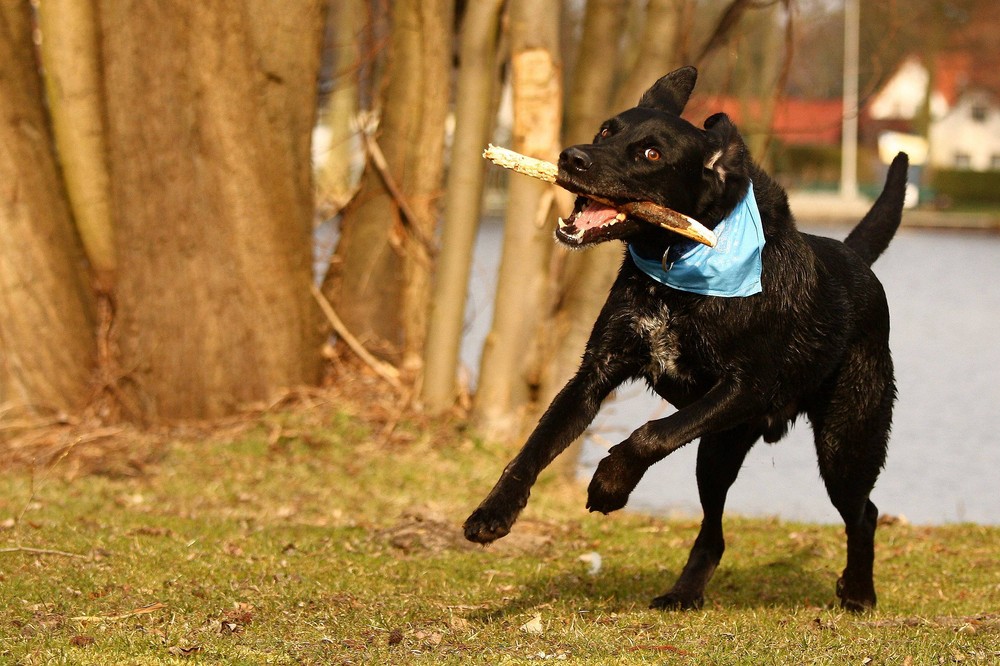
[1,358,998,664]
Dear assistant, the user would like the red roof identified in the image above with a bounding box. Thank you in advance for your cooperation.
[683,95,844,146]
[935,52,973,106]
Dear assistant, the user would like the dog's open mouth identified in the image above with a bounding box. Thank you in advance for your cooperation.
[557,195,718,248]
[556,198,633,245]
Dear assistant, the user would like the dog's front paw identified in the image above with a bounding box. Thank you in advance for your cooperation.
[463,504,517,545]
[650,591,705,611]
[586,448,646,514]
[836,575,877,612]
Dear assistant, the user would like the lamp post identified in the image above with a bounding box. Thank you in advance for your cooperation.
[840,0,860,200]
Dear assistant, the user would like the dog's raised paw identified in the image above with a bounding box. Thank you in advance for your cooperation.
[585,478,630,514]
[585,450,644,514]
[463,508,513,544]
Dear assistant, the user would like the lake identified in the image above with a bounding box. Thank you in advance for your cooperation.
[461,219,1000,525]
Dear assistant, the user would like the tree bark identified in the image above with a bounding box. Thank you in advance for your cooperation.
[316,0,365,213]
[100,1,325,420]
[535,0,627,476]
[564,0,627,145]
[326,0,453,368]
[37,0,115,290]
[421,0,505,413]
[0,0,95,416]
[613,0,683,111]
[472,0,562,440]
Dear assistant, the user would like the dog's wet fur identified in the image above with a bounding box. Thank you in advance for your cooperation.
[464,67,908,612]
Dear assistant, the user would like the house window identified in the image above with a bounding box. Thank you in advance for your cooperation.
[954,153,972,169]
[971,105,988,122]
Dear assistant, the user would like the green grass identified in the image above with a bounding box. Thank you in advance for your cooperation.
[1,404,997,664]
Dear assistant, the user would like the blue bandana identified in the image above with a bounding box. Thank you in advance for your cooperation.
[627,182,765,297]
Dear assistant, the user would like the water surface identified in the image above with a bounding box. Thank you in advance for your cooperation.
[462,221,1000,525]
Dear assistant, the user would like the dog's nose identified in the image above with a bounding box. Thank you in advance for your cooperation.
[560,146,592,172]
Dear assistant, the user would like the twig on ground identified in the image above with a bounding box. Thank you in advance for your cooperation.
[0,546,90,559]
[71,602,168,622]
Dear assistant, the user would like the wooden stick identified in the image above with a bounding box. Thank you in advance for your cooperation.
[483,144,718,247]
[482,145,557,182]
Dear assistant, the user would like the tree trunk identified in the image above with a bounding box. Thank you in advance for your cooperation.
[0,0,95,416]
[564,0,627,145]
[100,1,325,420]
[37,0,115,290]
[326,0,453,369]
[316,0,364,213]
[613,0,683,111]
[472,0,562,440]
[534,0,628,476]
[421,0,505,413]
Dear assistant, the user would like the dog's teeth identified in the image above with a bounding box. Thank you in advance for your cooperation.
[615,213,626,221]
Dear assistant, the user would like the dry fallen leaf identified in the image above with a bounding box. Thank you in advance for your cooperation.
[520,613,544,635]
[167,645,203,657]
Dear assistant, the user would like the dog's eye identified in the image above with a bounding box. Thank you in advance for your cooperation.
[644,148,661,161]
[599,128,610,138]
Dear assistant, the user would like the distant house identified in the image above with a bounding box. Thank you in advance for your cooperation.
[929,89,1000,171]
[865,54,1000,171]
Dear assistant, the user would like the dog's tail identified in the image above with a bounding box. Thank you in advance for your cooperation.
[844,152,909,266]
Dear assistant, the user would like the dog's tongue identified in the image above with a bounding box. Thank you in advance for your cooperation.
[575,199,620,230]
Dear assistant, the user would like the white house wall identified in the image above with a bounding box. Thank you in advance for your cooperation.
[929,91,1000,170]
[868,56,949,121]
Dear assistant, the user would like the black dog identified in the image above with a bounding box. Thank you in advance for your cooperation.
[464,66,909,612]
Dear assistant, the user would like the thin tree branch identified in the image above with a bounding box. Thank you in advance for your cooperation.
[310,284,402,390]
[696,0,781,64]
[357,116,439,258]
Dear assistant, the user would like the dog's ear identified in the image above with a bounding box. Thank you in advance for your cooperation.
[637,66,698,114]
[703,113,746,184]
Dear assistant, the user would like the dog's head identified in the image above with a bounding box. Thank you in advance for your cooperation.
[556,66,750,248]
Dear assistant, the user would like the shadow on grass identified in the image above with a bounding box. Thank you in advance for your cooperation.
[470,543,835,622]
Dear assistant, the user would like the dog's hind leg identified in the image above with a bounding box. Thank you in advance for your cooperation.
[810,360,893,612]
[651,425,759,610]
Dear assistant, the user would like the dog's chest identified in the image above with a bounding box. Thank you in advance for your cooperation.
[628,300,690,383]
